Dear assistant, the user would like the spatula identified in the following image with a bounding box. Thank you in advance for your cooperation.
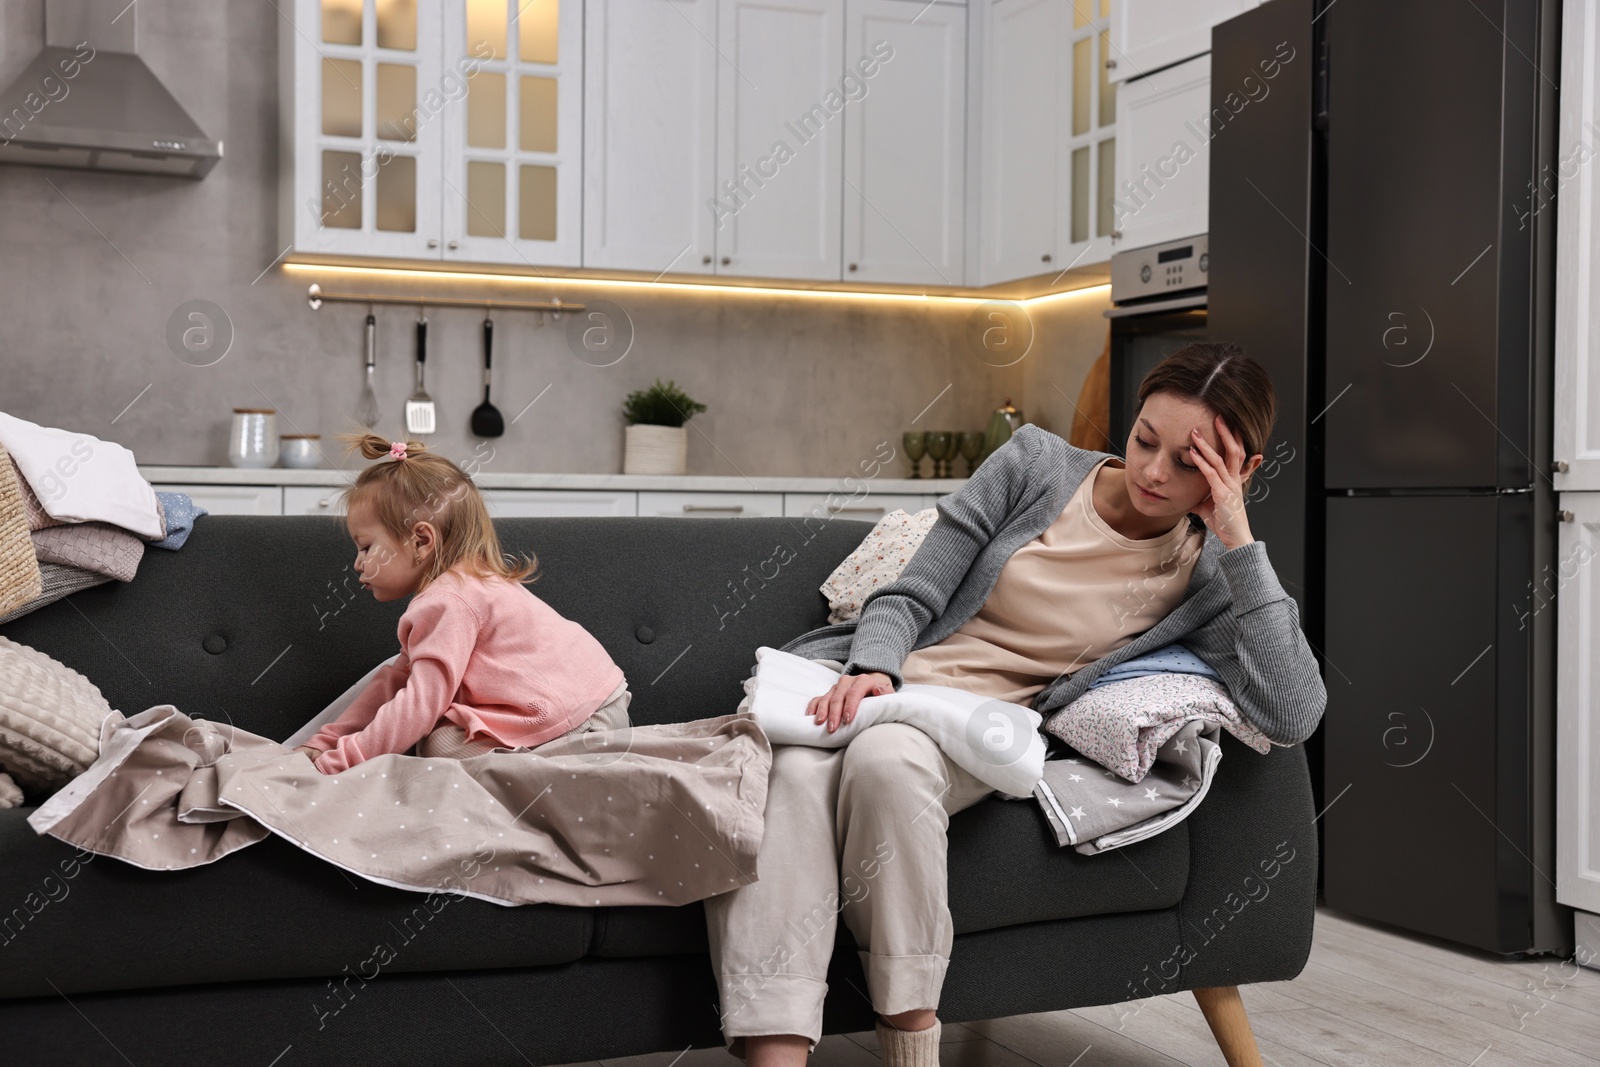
[405,316,436,436]
[471,315,505,438]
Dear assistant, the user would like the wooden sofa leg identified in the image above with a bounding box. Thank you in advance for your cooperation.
[1192,986,1264,1067]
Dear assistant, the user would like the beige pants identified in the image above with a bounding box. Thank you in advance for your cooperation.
[704,659,996,1058]
[414,679,632,759]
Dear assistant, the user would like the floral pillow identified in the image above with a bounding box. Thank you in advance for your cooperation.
[819,507,939,623]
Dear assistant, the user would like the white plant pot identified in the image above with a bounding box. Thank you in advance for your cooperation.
[623,423,688,476]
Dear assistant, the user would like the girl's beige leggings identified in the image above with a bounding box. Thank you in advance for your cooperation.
[703,659,996,1059]
[413,678,632,759]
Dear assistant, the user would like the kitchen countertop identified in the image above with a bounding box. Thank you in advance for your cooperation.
[136,465,969,494]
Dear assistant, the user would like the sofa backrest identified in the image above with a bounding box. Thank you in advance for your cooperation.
[0,514,876,741]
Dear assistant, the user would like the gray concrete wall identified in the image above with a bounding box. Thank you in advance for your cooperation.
[0,0,1111,478]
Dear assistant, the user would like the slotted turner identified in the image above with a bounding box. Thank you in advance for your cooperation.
[405,315,436,436]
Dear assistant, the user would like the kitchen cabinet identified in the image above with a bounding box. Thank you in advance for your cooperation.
[281,0,583,265]
[1556,492,1600,916]
[582,0,719,274]
[482,489,638,516]
[972,0,1117,285]
[638,490,784,517]
[280,0,446,258]
[714,0,846,281]
[783,491,934,519]
[1107,0,1258,83]
[842,0,966,286]
[1112,52,1209,252]
[284,485,355,515]
[442,0,584,265]
[153,484,285,516]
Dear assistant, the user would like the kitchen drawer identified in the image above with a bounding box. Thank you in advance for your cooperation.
[637,491,783,518]
[283,485,354,515]
[481,490,638,517]
[783,493,937,520]
[153,484,283,516]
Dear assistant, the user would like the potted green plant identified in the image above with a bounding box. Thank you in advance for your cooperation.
[622,379,707,476]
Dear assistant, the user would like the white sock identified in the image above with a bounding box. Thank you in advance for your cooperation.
[877,1018,941,1067]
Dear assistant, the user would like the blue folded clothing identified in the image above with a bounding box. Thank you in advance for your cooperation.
[149,492,207,550]
[1088,641,1220,688]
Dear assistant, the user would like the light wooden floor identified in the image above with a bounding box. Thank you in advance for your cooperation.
[579,908,1600,1067]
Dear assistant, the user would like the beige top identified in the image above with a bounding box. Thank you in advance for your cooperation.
[898,456,1206,705]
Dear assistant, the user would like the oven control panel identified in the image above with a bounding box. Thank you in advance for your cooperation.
[1110,233,1209,303]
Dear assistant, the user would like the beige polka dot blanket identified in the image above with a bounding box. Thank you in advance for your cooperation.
[27,705,772,907]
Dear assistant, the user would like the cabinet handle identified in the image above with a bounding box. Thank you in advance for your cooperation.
[721,256,731,265]
[448,240,460,250]
[682,503,745,513]
[848,263,858,272]
[1106,58,1117,69]
[1041,253,1052,263]
[427,238,439,249]
[1554,459,1570,473]
[1560,510,1576,523]
[831,505,885,514]
[702,254,713,265]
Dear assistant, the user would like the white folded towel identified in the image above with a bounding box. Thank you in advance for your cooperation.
[742,646,1047,798]
[0,412,163,539]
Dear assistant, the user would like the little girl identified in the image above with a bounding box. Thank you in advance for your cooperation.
[293,432,630,775]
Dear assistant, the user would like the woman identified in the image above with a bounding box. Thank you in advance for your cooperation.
[703,342,1326,1067]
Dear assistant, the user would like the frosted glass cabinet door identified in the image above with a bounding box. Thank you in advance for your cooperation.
[975,0,1060,285]
[841,0,966,286]
[715,0,846,281]
[284,0,445,257]
[583,0,719,274]
[442,0,584,265]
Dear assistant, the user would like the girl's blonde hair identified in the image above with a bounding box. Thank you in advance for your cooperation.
[334,430,538,594]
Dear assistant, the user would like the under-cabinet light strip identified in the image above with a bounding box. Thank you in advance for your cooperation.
[282,263,1111,308]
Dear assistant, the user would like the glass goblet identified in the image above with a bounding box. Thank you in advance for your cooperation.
[902,431,927,478]
[926,431,954,479]
[959,431,985,476]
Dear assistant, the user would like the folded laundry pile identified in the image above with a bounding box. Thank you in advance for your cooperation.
[1035,642,1274,854]
[0,411,205,626]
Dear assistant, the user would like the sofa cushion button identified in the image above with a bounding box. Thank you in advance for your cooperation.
[635,626,655,644]
[202,634,228,655]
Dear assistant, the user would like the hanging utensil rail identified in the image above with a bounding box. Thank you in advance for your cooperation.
[306,283,583,314]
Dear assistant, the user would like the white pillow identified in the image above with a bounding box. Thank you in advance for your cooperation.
[818,507,939,623]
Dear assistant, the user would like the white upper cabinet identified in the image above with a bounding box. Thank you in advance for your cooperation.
[975,0,1116,285]
[1107,0,1258,83]
[281,0,582,266]
[715,0,846,282]
[442,0,584,265]
[975,0,1059,285]
[583,0,719,274]
[1112,51,1209,251]
[281,0,446,258]
[842,0,966,286]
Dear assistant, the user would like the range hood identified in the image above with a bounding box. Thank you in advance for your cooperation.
[0,0,222,178]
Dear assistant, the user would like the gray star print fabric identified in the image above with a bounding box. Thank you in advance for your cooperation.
[1034,673,1274,855]
[28,705,771,907]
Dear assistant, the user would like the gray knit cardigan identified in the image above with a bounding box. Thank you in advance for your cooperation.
[780,424,1327,746]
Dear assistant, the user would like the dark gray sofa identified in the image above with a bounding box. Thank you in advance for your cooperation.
[0,515,1317,1066]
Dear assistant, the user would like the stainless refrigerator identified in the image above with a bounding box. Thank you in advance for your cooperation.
[1206,0,1566,953]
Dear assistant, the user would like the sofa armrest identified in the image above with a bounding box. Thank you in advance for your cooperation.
[1169,732,1319,991]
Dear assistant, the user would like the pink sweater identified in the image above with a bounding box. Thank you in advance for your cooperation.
[304,567,626,774]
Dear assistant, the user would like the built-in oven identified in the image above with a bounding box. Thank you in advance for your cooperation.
[1105,234,1209,448]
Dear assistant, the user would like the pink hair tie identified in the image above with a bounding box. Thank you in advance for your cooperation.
[389,441,408,460]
